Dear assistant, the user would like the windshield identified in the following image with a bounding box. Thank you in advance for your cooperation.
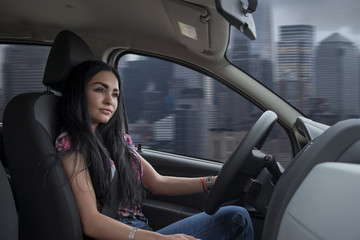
[227,0,360,126]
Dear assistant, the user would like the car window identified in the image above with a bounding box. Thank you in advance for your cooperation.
[0,44,50,119]
[227,0,360,126]
[0,44,293,167]
[118,54,292,166]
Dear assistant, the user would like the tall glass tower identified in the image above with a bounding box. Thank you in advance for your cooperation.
[1,45,49,118]
[277,25,315,113]
[315,33,360,123]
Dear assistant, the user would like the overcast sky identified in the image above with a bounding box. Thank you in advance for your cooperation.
[271,0,360,47]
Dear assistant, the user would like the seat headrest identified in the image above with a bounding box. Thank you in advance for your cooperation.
[43,30,93,92]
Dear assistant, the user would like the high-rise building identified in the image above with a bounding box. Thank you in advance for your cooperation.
[208,129,246,162]
[228,0,274,90]
[1,45,49,118]
[315,33,360,123]
[121,57,174,124]
[143,82,163,123]
[175,88,208,158]
[214,82,252,131]
[277,25,315,113]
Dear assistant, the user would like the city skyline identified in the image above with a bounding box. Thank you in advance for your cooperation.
[271,0,360,48]
[0,16,357,164]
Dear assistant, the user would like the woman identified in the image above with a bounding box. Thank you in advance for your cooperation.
[55,60,254,240]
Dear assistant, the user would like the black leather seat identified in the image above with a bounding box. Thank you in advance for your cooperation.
[0,161,17,240]
[3,30,93,240]
[0,122,18,240]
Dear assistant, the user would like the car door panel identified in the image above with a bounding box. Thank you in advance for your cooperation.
[139,149,221,230]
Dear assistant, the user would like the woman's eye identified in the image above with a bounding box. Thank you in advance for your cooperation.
[95,88,104,93]
[112,93,119,98]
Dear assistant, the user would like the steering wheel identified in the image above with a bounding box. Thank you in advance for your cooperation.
[204,110,278,214]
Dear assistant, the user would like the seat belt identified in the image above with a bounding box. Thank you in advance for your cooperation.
[100,170,153,231]
[101,170,121,219]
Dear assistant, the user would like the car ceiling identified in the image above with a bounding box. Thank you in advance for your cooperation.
[0,0,303,128]
[0,0,230,69]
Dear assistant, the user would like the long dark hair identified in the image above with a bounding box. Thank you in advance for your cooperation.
[58,60,144,208]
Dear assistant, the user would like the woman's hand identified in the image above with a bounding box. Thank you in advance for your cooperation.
[160,234,198,240]
[135,230,198,240]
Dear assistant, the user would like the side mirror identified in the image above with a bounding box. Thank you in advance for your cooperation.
[216,0,258,40]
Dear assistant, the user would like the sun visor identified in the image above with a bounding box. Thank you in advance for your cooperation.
[216,0,257,40]
[163,0,210,52]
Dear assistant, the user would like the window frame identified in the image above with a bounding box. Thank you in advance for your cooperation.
[113,50,296,165]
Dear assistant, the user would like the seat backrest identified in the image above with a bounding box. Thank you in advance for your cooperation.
[0,123,7,169]
[3,30,93,240]
[0,161,18,240]
[0,121,18,240]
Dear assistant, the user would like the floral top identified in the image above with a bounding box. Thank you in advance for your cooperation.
[55,132,146,220]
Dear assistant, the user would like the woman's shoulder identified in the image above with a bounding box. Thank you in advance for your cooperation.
[123,133,135,151]
[55,132,71,154]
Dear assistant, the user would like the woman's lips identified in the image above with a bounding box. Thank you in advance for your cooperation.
[100,109,112,115]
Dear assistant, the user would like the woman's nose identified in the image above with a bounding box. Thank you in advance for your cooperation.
[104,93,113,105]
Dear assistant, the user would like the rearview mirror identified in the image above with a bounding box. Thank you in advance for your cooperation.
[216,0,257,40]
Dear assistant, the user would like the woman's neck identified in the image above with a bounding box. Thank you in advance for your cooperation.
[91,123,98,132]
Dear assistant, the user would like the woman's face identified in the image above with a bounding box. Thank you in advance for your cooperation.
[86,70,119,131]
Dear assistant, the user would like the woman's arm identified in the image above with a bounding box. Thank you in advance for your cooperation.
[139,153,216,196]
[61,152,196,240]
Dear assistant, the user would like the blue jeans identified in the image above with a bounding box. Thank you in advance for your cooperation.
[117,215,150,229]
[157,206,254,240]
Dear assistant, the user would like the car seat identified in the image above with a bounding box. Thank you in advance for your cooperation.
[0,162,17,240]
[3,30,93,240]
[0,122,18,240]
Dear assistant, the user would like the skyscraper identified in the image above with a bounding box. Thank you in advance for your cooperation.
[121,57,174,124]
[1,45,49,118]
[228,0,274,90]
[175,88,208,158]
[315,33,360,122]
[277,25,315,113]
